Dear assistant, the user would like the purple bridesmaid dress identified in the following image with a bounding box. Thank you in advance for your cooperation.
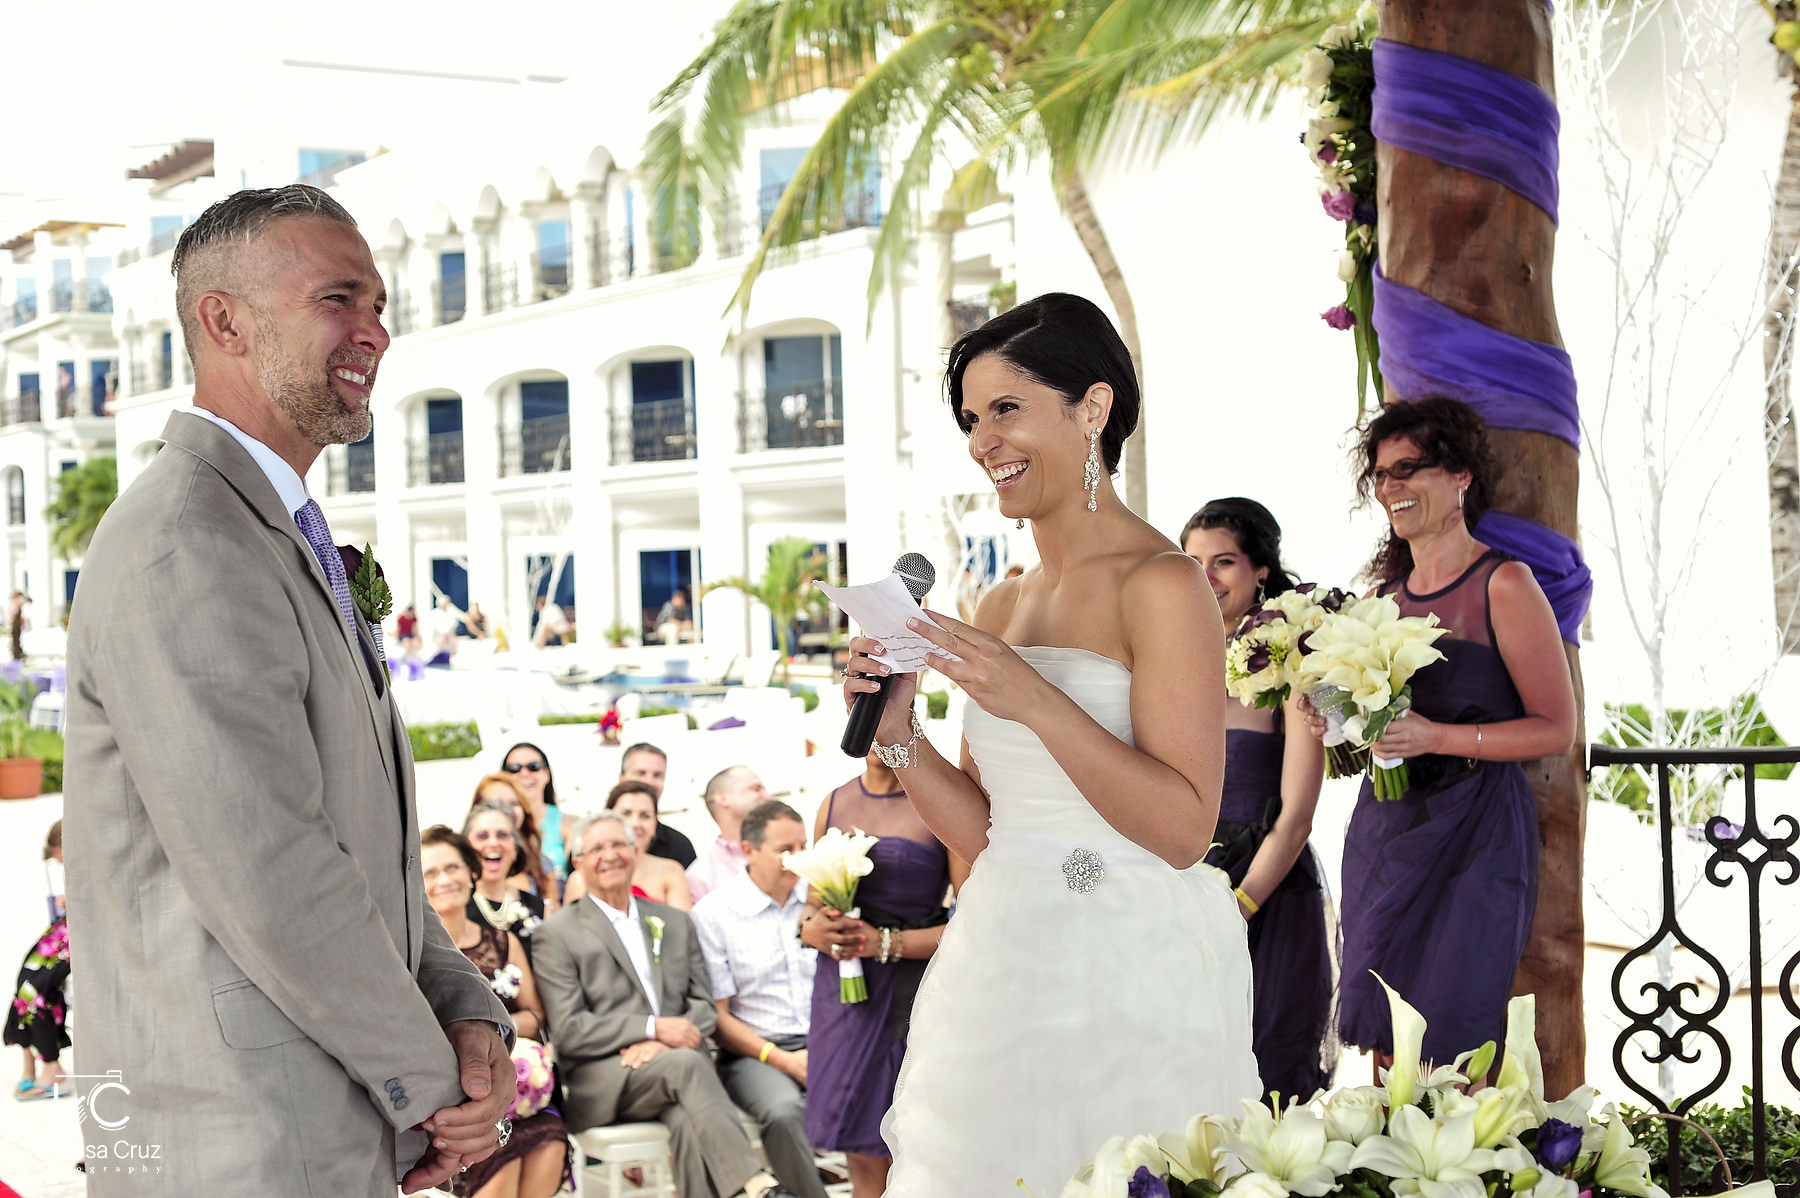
[804,778,950,1157]
[1206,704,1338,1102]
[1337,550,1539,1065]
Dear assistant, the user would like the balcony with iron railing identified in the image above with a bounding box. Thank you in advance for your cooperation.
[529,252,570,303]
[129,357,176,397]
[1,391,42,427]
[756,184,883,237]
[47,280,112,316]
[610,397,698,466]
[406,431,465,487]
[483,265,517,316]
[327,448,377,496]
[7,296,37,328]
[498,414,572,476]
[5,495,22,525]
[737,379,844,453]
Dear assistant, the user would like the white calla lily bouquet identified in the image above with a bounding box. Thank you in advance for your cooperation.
[1058,976,1679,1198]
[1296,595,1449,800]
[1226,586,1367,779]
[783,826,880,1002]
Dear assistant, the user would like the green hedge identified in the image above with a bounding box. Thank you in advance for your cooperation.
[1624,1092,1800,1190]
[922,690,949,720]
[409,721,482,761]
[538,713,602,726]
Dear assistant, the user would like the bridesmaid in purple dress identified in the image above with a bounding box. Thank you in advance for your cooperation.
[1182,498,1337,1104]
[1306,398,1576,1073]
[798,752,965,1197]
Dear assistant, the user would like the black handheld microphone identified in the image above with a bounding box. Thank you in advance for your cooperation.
[841,553,937,758]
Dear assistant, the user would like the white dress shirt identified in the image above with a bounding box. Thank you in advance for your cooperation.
[692,870,815,1039]
[177,405,311,519]
[590,893,661,1041]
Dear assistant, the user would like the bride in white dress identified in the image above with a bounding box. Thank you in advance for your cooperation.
[842,293,1261,1198]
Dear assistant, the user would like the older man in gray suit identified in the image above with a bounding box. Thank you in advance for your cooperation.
[64,186,515,1196]
[534,812,797,1198]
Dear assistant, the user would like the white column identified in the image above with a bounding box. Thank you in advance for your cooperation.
[628,175,653,278]
[70,232,91,314]
[843,281,904,583]
[569,186,603,291]
[373,400,414,618]
[465,226,491,319]
[514,206,541,303]
[376,249,403,336]
[695,347,747,654]
[603,178,629,286]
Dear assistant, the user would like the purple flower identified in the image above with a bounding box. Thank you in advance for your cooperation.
[1355,198,1378,227]
[1128,1166,1171,1198]
[1322,189,1357,221]
[1245,646,1273,673]
[1318,587,1348,611]
[1322,304,1356,330]
[1318,143,1338,165]
[1296,630,1316,656]
[1535,1118,1583,1171]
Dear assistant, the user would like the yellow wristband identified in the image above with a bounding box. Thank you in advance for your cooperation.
[1234,887,1260,915]
[758,1041,775,1064]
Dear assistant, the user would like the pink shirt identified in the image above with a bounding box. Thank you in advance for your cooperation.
[685,836,750,904]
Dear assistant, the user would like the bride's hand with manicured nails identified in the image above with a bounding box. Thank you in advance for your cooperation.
[905,609,1054,725]
[843,636,921,745]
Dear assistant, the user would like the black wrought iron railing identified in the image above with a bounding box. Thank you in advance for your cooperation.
[129,357,175,396]
[406,432,465,487]
[611,396,697,465]
[5,495,22,525]
[483,264,516,315]
[327,448,376,496]
[1588,742,1800,1194]
[2,391,42,427]
[8,296,37,327]
[737,379,845,453]
[498,414,572,476]
[530,251,570,301]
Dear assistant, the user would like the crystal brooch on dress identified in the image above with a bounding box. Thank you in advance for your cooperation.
[1061,848,1104,894]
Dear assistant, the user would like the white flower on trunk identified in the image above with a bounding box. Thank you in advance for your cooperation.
[1301,47,1335,88]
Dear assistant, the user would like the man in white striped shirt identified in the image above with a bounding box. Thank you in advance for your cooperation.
[692,801,827,1198]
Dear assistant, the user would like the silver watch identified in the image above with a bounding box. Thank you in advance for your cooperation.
[873,710,927,769]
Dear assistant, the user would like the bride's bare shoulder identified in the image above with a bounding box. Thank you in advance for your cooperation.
[971,573,1023,637]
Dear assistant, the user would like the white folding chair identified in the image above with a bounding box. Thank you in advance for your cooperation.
[572,1122,679,1197]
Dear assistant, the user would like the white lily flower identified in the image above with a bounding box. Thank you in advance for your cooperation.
[1592,1105,1670,1198]
[1372,973,1426,1111]
[1349,1105,1498,1198]
[783,827,878,910]
[1158,1113,1232,1185]
[1062,1134,1165,1198]
[1229,1099,1352,1197]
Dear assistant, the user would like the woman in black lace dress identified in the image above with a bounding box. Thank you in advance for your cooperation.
[422,826,572,1198]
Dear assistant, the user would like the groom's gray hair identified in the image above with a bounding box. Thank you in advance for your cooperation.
[573,810,636,851]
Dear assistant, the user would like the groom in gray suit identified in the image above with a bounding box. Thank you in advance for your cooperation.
[534,812,796,1198]
[64,185,514,1196]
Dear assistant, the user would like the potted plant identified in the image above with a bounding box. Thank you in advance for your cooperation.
[603,621,634,648]
[0,676,42,800]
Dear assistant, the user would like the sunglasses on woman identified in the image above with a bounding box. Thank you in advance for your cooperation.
[1370,458,1438,486]
[502,760,548,774]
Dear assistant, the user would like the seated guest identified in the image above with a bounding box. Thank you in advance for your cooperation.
[421,826,571,1198]
[609,781,694,909]
[620,742,698,867]
[686,766,770,903]
[534,814,797,1198]
[469,771,552,888]
[462,800,546,945]
[693,801,827,1198]
[502,741,568,886]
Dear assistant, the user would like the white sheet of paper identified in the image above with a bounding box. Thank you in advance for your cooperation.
[812,573,961,671]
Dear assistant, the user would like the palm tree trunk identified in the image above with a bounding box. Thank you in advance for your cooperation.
[1378,0,1588,1097]
[1766,82,1800,652]
[1054,165,1149,517]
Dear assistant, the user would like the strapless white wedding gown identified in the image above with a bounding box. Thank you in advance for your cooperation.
[882,647,1262,1197]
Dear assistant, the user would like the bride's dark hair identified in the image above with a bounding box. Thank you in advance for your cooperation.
[944,292,1140,473]
[1179,498,1302,597]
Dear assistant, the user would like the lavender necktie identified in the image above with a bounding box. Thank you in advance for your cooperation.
[294,499,359,634]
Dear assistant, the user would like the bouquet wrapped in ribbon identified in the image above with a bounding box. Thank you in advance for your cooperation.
[1297,595,1449,800]
[783,827,880,1002]
[1226,585,1365,777]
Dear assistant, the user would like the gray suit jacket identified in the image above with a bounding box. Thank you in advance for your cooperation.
[64,412,511,1196]
[533,896,717,1129]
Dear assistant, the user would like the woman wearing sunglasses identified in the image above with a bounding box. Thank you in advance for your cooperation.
[1302,397,1575,1082]
[501,742,568,886]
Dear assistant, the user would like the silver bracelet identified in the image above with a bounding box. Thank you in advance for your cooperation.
[873,710,927,770]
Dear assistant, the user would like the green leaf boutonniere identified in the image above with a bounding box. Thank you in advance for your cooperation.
[644,915,665,963]
[348,543,393,627]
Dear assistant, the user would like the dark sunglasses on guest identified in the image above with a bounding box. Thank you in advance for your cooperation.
[503,760,548,774]
[1371,458,1438,486]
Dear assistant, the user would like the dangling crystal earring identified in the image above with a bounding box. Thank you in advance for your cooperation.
[1016,518,1025,530]
[1083,430,1101,513]
[1457,486,1466,509]
[1254,579,1266,605]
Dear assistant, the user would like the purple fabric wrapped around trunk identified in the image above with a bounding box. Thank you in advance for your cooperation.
[1372,269,1580,450]
[1369,38,1561,222]
[1474,511,1593,644]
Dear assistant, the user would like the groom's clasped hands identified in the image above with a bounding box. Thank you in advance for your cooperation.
[400,1019,518,1194]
